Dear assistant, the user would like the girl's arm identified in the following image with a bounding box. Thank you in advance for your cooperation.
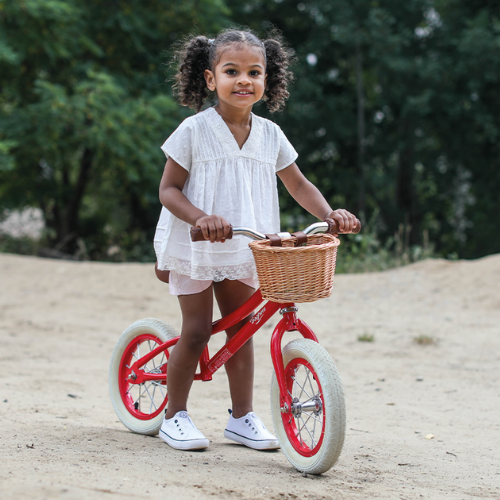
[159,158,231,242]
[277,162,358,232]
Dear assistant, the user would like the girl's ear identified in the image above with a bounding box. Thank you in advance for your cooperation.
[205,69,216,91]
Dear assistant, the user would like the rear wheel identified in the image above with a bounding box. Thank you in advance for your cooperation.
[109,318,178,435]
[270,338,345,474]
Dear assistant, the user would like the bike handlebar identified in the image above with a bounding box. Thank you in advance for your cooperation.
[190,218,361,242]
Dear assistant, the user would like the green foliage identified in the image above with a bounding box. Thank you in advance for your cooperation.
[0,0,498,263]
[0,0,227,259]
[227,0,500,259]
[0,233,40,256]
[334,210,436,273]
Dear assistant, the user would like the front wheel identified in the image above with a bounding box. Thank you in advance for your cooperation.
[270,338,346,474]
[109,318,178,435]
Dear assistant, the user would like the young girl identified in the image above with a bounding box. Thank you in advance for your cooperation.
[154,29,358,451]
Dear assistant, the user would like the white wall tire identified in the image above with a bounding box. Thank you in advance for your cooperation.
[109,318,178,435]
[271,338,346,474]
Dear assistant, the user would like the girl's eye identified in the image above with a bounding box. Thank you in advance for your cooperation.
[250,71,261,76]
[226,69,237,75]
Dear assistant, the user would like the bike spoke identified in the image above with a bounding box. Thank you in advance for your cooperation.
[297,413,316,449]
[305,368,316,398]
[143,383,157,412]
[303,367,315,399]
[308,412,323,424]
[150,383,157,413]
[312,412,317,443]
[296,370,305,400]
[133,385,144,410]
[293,371,313,401]
[152,381,166,398]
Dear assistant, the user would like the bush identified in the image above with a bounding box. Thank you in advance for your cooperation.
[335,215,436,273]
[0,234,40,256]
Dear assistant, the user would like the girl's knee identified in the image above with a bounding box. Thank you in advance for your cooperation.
[181,326,212,353]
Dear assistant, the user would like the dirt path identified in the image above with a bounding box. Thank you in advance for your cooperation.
[1,253,499,499]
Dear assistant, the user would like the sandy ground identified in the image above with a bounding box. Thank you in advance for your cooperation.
[0,252,499,500]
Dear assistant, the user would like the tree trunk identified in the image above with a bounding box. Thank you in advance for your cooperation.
[58,147,94,253]
[396,122,418,245]
[355,42,366,220]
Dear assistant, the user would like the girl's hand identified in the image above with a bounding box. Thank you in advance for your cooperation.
[195,215,232,243]
[325,209,360,234]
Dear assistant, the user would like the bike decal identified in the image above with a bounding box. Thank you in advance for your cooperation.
[208,348,232,373]
[250,307,266,325]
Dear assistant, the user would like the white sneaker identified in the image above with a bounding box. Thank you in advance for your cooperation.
[159,411,209,450]
[224,410,280,450]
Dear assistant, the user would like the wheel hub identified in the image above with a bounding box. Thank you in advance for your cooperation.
[291,396,323,418]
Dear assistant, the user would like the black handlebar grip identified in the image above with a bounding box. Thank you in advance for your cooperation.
[190,226,234,242]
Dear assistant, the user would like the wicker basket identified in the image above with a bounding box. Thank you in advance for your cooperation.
[249,233,340,303]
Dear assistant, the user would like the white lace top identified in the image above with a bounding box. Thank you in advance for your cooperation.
[153,106,298,281]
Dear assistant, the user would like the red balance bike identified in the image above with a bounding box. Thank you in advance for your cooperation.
[109,220,359,474]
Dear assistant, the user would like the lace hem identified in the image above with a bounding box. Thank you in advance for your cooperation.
[159,255,258,282]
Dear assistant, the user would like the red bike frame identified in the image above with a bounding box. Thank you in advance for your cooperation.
[122,288,318,414]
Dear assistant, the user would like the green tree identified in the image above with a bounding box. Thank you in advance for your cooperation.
[1,0,498,262]
[0,0,227,259]
[227,0,499,258]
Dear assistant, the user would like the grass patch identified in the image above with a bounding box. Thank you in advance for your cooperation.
[414,335,436,345]
[357,333,375,342]
[0,234,40,255]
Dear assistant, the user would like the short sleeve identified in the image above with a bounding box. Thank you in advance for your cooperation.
[275,126,298,172]
[160,120,193,172]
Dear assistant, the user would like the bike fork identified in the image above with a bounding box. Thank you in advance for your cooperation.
[270,305,319,414]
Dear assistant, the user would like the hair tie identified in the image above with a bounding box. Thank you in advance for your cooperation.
[208,39,214,45]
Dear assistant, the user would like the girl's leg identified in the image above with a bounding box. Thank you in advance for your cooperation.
[213,279,256,419]
[165,285,213,420]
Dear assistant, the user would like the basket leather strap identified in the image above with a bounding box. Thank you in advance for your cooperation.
[291,231,308,247]
[265,233,283,247]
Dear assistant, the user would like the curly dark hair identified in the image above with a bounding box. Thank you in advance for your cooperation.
[171,28,294,113]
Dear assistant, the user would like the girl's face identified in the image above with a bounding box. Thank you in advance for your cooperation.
[204,44,267,113]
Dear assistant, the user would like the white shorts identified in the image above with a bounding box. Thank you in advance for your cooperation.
[168,270,259,296]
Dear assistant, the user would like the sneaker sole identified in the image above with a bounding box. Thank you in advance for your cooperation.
[159,428,209,451]
[224,429,280,450]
